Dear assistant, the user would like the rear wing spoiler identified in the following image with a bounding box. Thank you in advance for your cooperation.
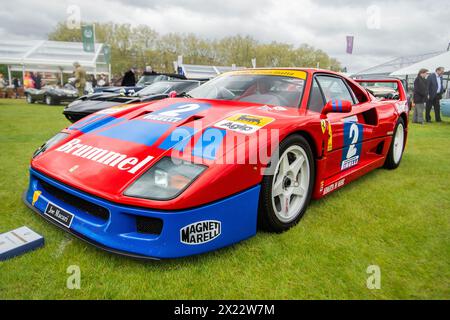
[355,79,407,102]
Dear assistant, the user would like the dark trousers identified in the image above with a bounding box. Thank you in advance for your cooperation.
[426,96,442,122]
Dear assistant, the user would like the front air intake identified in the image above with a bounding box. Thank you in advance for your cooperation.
[136,216,163,235]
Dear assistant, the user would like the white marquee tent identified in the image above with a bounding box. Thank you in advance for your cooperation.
[0,40,110,85]
[390,51,450,77]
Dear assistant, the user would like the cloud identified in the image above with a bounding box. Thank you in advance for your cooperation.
[0,0,448,72]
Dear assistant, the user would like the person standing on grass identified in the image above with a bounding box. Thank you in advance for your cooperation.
[0,73,6,88]
[34,72,42,90]
[426,67,445,122]
[12,77,20,98]
[121,67,136,86]
[0,73,6,99]
[73,62,86,96]
[412,69,429,124]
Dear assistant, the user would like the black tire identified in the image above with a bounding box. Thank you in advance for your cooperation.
[384,117,406,170]
[258,134,315,233]
[45,95,54,105]
[26,94,34,104]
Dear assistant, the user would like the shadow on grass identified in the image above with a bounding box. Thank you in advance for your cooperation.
[49,165,391,269]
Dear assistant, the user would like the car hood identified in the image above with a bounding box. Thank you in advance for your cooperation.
[32,98,300,207]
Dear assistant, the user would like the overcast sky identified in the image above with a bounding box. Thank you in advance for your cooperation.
[0,0,449,72]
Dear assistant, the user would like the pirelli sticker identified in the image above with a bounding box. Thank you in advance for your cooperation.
[214,113,275,134]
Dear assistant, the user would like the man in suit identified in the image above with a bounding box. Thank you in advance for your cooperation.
[121,67,136,87]
[426,67,445,122]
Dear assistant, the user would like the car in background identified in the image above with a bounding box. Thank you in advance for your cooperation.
[63,80,201,122]
[93,73,187,95]
[357,80,400,99]
[25,84,78,105]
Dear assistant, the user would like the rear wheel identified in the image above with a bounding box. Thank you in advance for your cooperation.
[384,118,405,169]
[258,134,315,233]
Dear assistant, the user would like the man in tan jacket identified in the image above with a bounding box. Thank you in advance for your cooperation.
[73,62,86,96]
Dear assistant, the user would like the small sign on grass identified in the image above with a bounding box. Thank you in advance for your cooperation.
[0,226,44,261]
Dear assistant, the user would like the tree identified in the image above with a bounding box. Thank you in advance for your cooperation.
[48,22,342,75]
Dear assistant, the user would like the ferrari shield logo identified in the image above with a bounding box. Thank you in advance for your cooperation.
[321,120,327,134]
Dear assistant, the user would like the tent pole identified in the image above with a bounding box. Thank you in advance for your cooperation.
[60,70,63,86]
[7,65,12,86]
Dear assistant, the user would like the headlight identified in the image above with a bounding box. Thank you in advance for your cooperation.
[33,132,69,159]
[124,157,207,200]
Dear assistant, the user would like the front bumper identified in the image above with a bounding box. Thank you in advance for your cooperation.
[24,168,260,259]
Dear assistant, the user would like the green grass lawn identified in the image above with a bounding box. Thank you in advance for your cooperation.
[0,98,449,300]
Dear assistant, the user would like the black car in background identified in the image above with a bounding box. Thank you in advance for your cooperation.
[63,80,201,122]
[25,84,79,105]
[93,73,187,95]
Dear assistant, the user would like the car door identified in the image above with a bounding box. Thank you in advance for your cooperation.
[315,74,378,179]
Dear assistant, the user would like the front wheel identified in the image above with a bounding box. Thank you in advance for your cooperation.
[45,95,54,105]
[384,118,406,169]
[258,134,315,233]
[26,94,34,104]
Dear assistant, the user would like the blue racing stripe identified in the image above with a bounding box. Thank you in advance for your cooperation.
[95,120,171,146]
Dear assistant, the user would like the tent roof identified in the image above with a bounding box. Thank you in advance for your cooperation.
[390,51,450,76]
[352,52,443,77]
[0,40,109,74]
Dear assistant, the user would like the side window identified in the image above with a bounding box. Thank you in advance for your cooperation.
[308,79,325,113]
[316,76,354,103]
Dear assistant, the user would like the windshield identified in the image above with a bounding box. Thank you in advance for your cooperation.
[136,75,159,87]
[359,81,398,90]
[138,82,174,96]
[188,72,306,108]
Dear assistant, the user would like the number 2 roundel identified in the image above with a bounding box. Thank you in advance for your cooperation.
[341,122,363,171]
[144,102,211,123]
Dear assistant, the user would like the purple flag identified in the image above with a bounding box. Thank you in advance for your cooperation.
[346,36,354,54]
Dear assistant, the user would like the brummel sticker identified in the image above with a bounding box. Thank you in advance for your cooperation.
[341,122,363,170]
[214,113,274,134]
[180,220,221,245]
[44,202,74,228]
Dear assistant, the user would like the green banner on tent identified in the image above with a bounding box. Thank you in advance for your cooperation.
[81,25,95,52]
[103,44,111,64]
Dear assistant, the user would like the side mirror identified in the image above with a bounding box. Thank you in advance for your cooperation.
[168,90,177,98]
[322,100,352,115]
